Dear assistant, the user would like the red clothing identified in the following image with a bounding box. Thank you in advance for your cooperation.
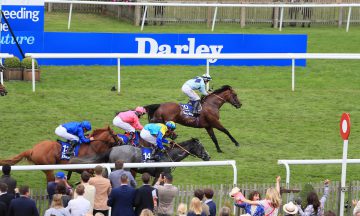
[118,111,143,130]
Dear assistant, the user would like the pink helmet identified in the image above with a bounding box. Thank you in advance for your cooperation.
[135,106,146,114]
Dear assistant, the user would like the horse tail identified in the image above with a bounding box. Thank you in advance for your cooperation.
[0,149,32,165]
[144,104,161,122]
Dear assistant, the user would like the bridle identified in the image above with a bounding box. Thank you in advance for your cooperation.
[90,129,122,147]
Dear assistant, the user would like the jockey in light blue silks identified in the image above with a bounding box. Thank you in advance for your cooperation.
[55,121,94,157]
[181,74,212,116]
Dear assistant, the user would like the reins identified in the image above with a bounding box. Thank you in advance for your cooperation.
[171,142,197,158]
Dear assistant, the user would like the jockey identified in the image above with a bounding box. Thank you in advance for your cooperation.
[55,121,94,157]
[181,74,212,116]
[140,121,176,160]
[113,106,147,144]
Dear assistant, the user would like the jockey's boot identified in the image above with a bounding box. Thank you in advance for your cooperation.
[192,100,201,117]
[65,140,77,157]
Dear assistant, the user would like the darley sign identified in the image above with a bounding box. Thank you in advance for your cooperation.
[0,0,307,66]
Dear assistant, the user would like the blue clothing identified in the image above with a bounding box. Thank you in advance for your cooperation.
[184,76,208,96]
[236,202,264,216]
[108,185,136,216]
[144,123,169,150]
[8,196,39,216]
[206,200,217,216]
[62,122,91,144]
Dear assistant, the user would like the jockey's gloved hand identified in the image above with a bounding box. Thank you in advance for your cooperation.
[160,148,167,153]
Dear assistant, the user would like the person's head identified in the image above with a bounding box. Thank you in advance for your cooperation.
[2,164,11,175]
[164,173,173,184]
[120,174,128,184]
[55,171,66,181]
[142,172,150,184]
[194,189,205,201]
[94,165,103,175]
[165,121,176,131]
[307,191,320,214]
[177,203,187,216]
[55,181,67,195]
[283,201,298,216]
[115,160,124,170]
[81,120,92,132]
[135,106,147,117]
[219,206,231,216]
[204,188,214,200]
[249,190,261,201]
[81,171,91,183]
[324,211,336,216]
[76,184,85,196]
[51,194,64,209]
[19,185,30,196]
[201,74,212,83]
[0,183,8,193]
[265,187,281,208]
[139,209,154,216]
[189,197,202,214]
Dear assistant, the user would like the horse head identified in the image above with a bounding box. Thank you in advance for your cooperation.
[90,126,122,149]
[210,85,242,109]
[178,138,210,161]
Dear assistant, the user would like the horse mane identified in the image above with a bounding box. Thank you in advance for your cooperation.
[91,127,110,137]
[201,85,232,102]
[174,138,199,148]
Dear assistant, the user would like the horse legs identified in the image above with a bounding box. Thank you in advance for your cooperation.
[205,127,223,153]
[67,171,73,180]
[216,127,240,147]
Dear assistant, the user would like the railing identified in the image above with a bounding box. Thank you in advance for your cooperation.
[44,0,360,32]
[0,53,15,84]
[26,52,360,92]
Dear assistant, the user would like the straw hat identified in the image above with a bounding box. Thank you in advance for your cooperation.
[283,202,298,215]
[229,187,240,197]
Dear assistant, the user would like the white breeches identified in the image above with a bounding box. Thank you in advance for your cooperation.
[55,125,79,141]
[140,129,157,146]
[182,84,200,101]
[113,116,135,132]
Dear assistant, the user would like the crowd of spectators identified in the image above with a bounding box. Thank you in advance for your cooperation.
[0,163,355,216]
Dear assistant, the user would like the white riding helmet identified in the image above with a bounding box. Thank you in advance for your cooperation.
[202,74,212,82]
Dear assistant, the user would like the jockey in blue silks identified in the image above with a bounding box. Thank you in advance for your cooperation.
[181,74,212,116]
[55,121,94,157]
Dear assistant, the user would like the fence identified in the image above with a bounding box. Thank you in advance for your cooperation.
[44,0,360,31]
[28,181,358,216]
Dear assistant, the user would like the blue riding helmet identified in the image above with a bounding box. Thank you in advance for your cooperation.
[81,120,92,131]
[165,121,176,131]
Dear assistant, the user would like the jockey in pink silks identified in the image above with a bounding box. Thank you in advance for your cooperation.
[113,106,147,143]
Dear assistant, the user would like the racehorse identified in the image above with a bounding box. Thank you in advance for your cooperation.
[144,85,242,153]
[73,138,210,184]
[0,126,122,182]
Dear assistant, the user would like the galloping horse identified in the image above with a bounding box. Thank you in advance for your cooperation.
[145,85,242,153]
[0,126,121,182]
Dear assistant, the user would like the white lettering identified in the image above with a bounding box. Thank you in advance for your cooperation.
[2,8,40,22]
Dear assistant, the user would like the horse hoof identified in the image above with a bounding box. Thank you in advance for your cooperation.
[235,143,240,147]
[217,149,223,153]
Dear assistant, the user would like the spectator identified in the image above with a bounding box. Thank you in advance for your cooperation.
[0,164,17,195]
[107,174,136,216]
[0,201,6,216]
[74,171,96,213]
[239,176,281,216]
[194,189,210,216]
[154,173,178,216]
[89,165,111,216]
[187,197,206,216]
[109,160,137,188]
[283,202,298,216]
[47,171,72,202]
[234,190,264,216]
[55,182,72,207]
[66,184,91,216]
[204,188,216,216]
[177,203,187,216]
[134,172,158,216]
[218,207,231,216]
[8,185,39,216]
[353,199,360,216]
[140,209,154,216]
[297,179,330,216]
[44,194,71,216]
[0,182,15,214]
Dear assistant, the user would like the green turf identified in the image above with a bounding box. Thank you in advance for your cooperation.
[1,12,360,187]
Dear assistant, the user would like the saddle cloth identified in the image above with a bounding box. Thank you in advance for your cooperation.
[180,103,195,117]
[117,132,140,147]
[58,140,81,160]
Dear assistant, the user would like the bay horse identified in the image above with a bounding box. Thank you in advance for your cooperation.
[0,126,122,182]
[72,138,210,184]
[144,85,242,153]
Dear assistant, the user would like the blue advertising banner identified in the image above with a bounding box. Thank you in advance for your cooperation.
[0,0,44,58]
[40,32,307,66]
